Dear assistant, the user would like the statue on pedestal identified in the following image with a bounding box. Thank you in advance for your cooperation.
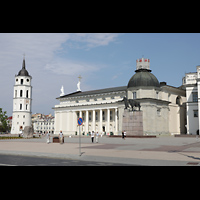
[123,97,141,111]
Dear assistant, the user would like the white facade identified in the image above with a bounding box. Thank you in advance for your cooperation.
[183,65,200,135]
[11,58,32,134]
[54,58,186,136]
[127,85,186,135]
[54,87,126,135]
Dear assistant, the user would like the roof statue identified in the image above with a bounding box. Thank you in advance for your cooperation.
[77,75,82,92]
[60,85,65,96]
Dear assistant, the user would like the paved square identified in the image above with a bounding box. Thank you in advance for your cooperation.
[0,136,200,165]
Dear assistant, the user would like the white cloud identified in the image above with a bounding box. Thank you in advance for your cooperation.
[70,33,119,48]
[44,58,100,76]
[0,33,119,69]
[0,33,120,115]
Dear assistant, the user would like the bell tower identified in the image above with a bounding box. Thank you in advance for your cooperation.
[11,57,32,134]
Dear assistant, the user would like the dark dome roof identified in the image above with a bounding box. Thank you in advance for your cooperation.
[18,68,30,76]
[127,69,160,88]
[17,58,30,77]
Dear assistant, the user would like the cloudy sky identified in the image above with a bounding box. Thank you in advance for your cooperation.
[1,33,200,116]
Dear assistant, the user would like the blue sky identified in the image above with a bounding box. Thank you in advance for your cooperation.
[0,33,199,116]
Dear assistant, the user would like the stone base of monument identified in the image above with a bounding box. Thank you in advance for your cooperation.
[23,126,34,138]
[122,109,143,136]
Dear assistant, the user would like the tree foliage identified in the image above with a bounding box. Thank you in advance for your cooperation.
[0,108,8,132]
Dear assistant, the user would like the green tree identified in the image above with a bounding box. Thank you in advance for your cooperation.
[0,108,8,132]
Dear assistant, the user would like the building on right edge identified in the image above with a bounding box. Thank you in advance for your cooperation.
[183,65,200,135]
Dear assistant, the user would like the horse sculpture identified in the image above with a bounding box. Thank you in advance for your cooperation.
[123,97,141,111]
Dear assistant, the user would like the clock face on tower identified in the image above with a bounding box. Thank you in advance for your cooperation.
[25,99,29,104]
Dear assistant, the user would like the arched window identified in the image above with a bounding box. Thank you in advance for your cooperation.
[26,90,29,98]
[176,96,182,106]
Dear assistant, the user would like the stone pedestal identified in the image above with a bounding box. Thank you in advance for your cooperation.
[23,126,34,138]
[122,109,143,136]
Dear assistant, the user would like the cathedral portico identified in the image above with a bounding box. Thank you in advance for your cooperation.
[72,107,119,135]
[54,104,120,135]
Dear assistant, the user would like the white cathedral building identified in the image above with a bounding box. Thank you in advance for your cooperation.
[11,58,32,134]
[53,58,186,136]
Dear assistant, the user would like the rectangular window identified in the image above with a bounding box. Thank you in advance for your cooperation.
[20,104,22,110]
[194,110,198,117]
[89,112,91,121]
[82,112,85,121]
[133,92,137,99]
[110,110,113,121]
[103,111,105,121]
[20,90,23,97]
[21,79,23,85]
[192,92,198,102]
[156,92,159,99]
[96,111,98,121]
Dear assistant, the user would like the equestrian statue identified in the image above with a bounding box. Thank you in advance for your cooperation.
[123,97,141,111]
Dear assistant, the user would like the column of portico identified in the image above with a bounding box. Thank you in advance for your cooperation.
[107,108,110,133]
[85,110,88,134]
[77,108,119,135]
[79,111,82,118]
[115,108,118,134]
[99,109,102,134]
[92,110,95,131]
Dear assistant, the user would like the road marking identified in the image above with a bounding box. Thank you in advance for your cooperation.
[0,163,17,166]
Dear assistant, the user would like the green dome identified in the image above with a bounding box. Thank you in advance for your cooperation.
[127,69,160,88]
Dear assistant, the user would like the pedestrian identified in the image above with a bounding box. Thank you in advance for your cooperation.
[124,130,126,138]
[59,130,63,144]
[96,132,99,143]
[91,131,95,143]
[46,131,50,144]
[122,131,124,139]
[101,132,103,137]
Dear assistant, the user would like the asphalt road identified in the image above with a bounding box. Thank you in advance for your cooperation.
[0,154,133,166]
